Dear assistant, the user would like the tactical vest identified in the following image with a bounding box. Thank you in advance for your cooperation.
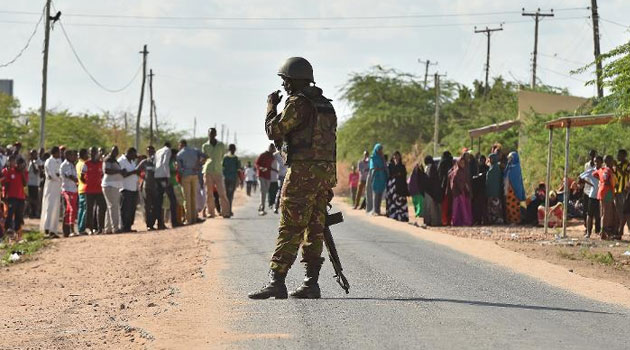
[285,88,337,164]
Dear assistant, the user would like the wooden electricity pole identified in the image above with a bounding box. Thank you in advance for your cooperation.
[432,72,447,156]
[153,103,158,142]
[39,0,52,150]
[474,25,503,93]
[591,0,604,98]
[433,73,440,156]
[148,69,154,146]
[417,59,437,89]
[135,44,148,150]
[522,8,554,89]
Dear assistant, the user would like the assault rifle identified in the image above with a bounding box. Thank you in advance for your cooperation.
[324,211,350,294]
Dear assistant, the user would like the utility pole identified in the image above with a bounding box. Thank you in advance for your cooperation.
[221,124,225,143]
[417,59,437,89]
[474,25,503,93]
[148,69,154,146]
[193,117,197,139]
[522,8,554,89]
[123,112,128,132]
[226,128,230,146]
[39,0,53,150]
[135,44,148,151]
[591,0,604,98]
[153,102,159,144]
[234,132,237,146]
[433,73,440,156]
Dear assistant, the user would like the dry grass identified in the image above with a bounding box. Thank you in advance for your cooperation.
[335,160,352,197]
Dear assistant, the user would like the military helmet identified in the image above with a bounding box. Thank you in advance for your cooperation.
[277,57,314,83]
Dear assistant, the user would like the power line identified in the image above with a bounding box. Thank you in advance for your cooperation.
[599,17,630,29]
[0,6,44,68]
[538,66,588,83]
[0,16,589,31]
[539,53,587,66]
[0,7,589,21]
[58,20,142,93]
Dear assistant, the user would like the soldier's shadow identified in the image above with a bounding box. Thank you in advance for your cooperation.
[320,297,617,315]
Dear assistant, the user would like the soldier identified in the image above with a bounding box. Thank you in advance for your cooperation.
[249,57,337,299]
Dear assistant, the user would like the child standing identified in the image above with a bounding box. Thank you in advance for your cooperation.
[348,165,359,205]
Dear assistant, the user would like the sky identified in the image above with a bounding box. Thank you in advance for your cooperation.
[1,0,629,154]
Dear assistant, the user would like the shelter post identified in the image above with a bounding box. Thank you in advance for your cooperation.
[562,123,571,238]
[544,127,554,234]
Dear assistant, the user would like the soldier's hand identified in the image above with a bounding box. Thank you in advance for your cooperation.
[268,90,283,106]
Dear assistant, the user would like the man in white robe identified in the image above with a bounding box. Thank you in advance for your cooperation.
[40,147,62,238]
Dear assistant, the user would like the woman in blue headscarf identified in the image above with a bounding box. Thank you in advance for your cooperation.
[504,151,526,224]
[369,143,387,215]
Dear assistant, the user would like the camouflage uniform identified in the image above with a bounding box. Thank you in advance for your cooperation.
[265,86,337,274]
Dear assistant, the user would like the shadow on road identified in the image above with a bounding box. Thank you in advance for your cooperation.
[322,297,619,315]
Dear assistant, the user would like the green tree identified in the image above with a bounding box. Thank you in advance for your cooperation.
[338,66,451,161]
[0,93,27,147]
[574,40,630,115]
[440,77,519,155]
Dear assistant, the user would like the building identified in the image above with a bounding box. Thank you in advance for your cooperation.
[0,79,14,97]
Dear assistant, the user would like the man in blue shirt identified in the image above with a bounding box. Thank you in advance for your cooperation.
[176,139,201,225]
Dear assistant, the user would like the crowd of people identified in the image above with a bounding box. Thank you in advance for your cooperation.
[0,127,246,241]
[349,143,630,241]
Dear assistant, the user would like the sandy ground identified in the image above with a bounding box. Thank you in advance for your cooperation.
[3,187,628,349]
[338,199,630,309]
[0,190,249,350]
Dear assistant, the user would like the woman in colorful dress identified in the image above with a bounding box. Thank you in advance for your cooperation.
[387,151,409,222]
[448,151,473,226]
[503,151,526,224]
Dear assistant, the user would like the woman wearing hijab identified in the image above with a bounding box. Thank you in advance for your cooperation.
[423,155,442,226]
[486,153,504,224]
[408,162,429,218]
[471,154,488,225]
[369,143,387,216]
[387,151,409,222]
[438,151,454,226]
[449,151,473,226]
[385,156,395,216]
[504,151,526,224]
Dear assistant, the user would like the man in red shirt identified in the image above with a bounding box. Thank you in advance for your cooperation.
[2,156,27,237]
[255,143,276,215]
[594,155,618,239]
[81,147,107,234]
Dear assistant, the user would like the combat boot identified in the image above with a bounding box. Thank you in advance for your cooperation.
[290,258,324,299]
[248,270,288,299]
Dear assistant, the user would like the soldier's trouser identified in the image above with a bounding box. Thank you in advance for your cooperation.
[270,163,333,274]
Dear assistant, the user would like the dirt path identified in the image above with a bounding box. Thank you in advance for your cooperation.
[0,191,248,350]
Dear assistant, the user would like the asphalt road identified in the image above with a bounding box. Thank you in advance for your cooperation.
[213,195,629,349]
